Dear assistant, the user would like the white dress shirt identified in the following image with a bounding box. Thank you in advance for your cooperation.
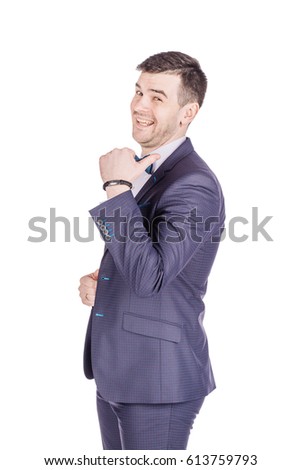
[131,137,186,197]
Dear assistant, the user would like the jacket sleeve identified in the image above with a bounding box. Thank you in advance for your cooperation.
[89,172,224,297]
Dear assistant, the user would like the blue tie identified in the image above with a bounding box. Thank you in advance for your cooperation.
[134,155,153,174]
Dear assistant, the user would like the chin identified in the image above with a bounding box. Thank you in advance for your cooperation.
[133,131,149,144]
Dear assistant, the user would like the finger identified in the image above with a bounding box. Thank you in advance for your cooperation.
[79,274,92,284]
[78,283,97,294]
[79,277,97,289]
[79,286,96,296]
[79,269,99,283]
[138,153,161,171]
[80,292,95,306]
[85,293,95,306]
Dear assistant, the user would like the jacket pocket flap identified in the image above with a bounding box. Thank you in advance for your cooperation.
[123,312,182,343]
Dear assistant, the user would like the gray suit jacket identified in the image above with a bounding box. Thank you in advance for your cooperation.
[84,138,225,403]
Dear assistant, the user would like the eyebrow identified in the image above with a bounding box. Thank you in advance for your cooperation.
[135,82,168,99]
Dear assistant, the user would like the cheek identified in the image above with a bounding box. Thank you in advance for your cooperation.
[170,108,182,126]
[158,109,178,127]
[130,97,138,112]
[154,107,167,123]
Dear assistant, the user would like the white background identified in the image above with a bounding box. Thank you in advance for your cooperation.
[1,1,300,468]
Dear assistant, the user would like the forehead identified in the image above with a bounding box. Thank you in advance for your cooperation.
[136,72,181,96]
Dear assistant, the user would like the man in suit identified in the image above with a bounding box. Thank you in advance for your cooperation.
[79,51,225,450]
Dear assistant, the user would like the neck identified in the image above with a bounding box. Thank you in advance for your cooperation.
[141,134,186,156]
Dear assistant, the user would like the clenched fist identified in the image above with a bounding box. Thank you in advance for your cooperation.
[99,147,160,183]
[78,269,99,307]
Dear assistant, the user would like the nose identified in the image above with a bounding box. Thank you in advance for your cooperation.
[132,94,151,114]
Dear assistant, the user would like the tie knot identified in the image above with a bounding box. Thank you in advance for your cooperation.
[134,155,153,175]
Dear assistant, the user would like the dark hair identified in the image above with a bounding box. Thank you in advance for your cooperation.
[136,51,207,108]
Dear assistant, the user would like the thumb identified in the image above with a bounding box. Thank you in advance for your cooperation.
[139,153,161,170]
[91,268,99,280]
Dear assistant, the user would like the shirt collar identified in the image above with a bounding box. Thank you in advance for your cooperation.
[141,137,186,173]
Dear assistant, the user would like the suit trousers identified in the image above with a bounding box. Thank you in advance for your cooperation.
[96,390,205,450]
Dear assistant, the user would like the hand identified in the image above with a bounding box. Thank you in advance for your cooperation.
[99,148,160,184]
[78,269,99,307]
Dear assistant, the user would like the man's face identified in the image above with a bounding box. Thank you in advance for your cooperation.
[131,72,186,153]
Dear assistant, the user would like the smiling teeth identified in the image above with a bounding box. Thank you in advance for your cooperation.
[137,118,154,126]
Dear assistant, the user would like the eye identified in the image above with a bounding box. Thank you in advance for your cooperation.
[153,96,162,102]
[135,90,142,96]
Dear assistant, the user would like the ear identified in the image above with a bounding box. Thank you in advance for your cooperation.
[180,102,199,126]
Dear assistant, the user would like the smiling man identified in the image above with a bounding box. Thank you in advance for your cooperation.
[132,73,193,152]
[79,51,225,450]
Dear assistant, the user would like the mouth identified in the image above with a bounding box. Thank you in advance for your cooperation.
[135,117,155,128]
